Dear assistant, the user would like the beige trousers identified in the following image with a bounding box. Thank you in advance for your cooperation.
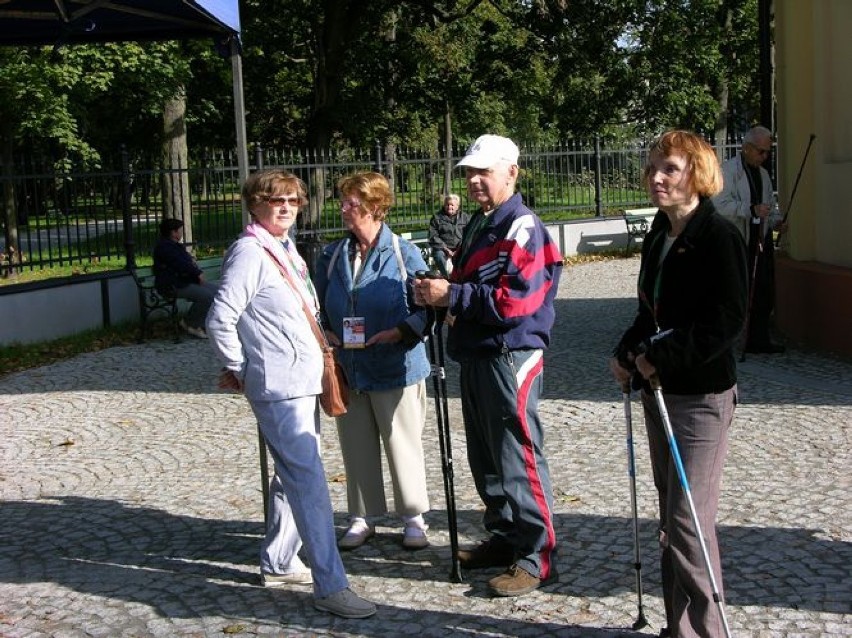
[335,380,430,520]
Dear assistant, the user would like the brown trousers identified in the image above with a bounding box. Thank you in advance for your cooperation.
[641,386,736,638]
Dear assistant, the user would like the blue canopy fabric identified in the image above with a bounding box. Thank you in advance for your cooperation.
[0,0,239,45]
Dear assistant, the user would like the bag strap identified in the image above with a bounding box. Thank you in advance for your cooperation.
[261,246,329,350]
[327,232,406,280]
[326,240,344,279]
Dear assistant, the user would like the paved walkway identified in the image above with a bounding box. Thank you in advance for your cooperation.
[1,257,850,638]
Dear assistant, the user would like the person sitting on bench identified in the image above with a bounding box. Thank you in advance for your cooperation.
[153,218,217,339]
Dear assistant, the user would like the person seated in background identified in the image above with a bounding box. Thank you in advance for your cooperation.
[427,193,469,277]
[152,218,218,339]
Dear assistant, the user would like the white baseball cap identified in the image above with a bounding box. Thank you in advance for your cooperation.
[455,134,520,169]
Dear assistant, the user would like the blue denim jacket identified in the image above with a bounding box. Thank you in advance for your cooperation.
[314,224,431,392]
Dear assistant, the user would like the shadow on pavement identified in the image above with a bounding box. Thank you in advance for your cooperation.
[1,495,848,625]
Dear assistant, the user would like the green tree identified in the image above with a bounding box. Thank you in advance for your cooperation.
[626,0,760,143]
[0,46,104,275]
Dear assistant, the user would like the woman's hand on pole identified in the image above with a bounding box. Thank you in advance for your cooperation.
[635,354,657,380]
[609,356,633,387]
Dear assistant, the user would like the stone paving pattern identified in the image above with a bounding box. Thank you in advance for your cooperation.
[1,257,850,637]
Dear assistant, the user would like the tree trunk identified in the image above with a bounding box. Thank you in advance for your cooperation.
[713,4,734,162]
[307,1,365,151]
[758,0,775,133]
[162,88,193,247]
[0,118,20,278]
[382,10,399,193]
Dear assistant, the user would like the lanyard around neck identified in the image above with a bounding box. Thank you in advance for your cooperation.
[637,231,666,332]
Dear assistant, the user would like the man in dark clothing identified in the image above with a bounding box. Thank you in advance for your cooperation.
[153,218,218,338]
[427,193,470,277]
[713,126,787,353]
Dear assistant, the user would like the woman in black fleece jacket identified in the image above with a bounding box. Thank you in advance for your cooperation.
[610,130,747,638]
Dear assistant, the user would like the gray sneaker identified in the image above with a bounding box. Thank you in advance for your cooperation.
[313,587,376,619]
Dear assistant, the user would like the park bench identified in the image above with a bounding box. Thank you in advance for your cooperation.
[130,268,181,343]
[622,207,657,254]
[399,230,433,268]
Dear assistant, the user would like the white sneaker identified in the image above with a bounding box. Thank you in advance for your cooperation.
[262,570,313,587]
[180,319,208,339]
[314,587,376,618]
[185,325,208,339]
[338,519,375,550]
[402,524,429,550]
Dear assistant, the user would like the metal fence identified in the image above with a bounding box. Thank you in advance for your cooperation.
[1,139,759,274]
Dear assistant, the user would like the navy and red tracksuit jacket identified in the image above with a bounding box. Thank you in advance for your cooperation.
[446,193,563,360]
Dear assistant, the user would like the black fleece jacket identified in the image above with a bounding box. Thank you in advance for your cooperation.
[615,197,748,395]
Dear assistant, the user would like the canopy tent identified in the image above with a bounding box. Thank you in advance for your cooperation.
[0,0,249,222]
[0,0,239,44]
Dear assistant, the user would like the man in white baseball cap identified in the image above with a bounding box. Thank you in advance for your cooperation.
[455,134,520,169]
[416,133,563,597]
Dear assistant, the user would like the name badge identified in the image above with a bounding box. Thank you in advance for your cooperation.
[342,316,366,348]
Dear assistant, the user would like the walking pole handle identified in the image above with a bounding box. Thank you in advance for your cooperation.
[416,270,448,325]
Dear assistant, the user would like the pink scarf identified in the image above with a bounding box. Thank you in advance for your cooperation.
[243,222,319,314]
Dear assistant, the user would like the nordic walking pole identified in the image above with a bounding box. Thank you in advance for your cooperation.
[257,425,270,525]
[417,270,463,583]
[621,382,648,630]
[775,134,816,248]
[649,375,732,638]
[740,217,765,363]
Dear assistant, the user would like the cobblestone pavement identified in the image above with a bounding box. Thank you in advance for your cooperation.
[1,257,850,638]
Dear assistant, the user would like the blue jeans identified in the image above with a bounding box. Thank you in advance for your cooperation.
[431,249,451,277]
[250,396,349,598]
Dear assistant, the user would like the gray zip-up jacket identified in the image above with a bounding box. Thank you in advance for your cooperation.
[207,235,323,402]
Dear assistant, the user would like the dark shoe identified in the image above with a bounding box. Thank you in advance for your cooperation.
[488,563,558,597]
[658,629,671,638]
[313,587,376,619]
[745,341,785,354]
[456,537,515,570]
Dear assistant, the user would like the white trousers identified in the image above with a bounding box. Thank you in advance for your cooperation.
[335,381,430,520]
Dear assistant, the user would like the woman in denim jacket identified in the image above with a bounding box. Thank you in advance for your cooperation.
[314,171,432,551]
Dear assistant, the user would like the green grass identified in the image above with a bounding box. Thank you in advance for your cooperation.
[0,318,179,378]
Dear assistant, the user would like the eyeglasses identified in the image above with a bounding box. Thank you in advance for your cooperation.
[340,199,362,211]
[262,195,301,206]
